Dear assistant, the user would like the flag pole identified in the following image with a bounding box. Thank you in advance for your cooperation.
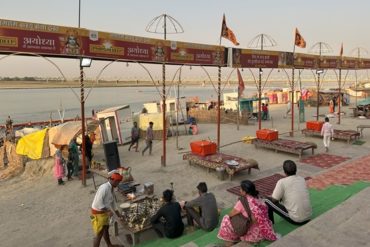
[338,43,343,124]
[217,16,223,151]
[237,83,240,130]
[291,42,296,137]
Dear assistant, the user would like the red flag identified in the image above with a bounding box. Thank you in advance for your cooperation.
[237,69,245,96]
[294,28,306,48]
[221,14,239,46]
[340,43,343,56]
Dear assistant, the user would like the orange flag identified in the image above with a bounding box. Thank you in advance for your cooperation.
[221,14,239,46]
[294,28,306,48]
[237,69,245,95]
[340,43,343,56]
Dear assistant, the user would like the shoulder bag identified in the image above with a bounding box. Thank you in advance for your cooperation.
[230,196,253,236]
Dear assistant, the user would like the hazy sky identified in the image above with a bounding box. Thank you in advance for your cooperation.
[1,0,370,79]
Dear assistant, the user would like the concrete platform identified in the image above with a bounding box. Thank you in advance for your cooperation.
[268,186,370,247]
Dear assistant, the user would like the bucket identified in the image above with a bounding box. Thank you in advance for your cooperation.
[216,166,226,180]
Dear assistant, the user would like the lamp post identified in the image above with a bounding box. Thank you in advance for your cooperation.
[146,14,183,167]
[309,42,333,121]
[248,34,277,130]
[316,69,324,121]
[79,57,92,186]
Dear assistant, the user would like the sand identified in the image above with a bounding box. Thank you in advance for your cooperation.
[0,103,369,247]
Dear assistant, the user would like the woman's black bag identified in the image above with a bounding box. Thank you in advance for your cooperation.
[230,196,253,236]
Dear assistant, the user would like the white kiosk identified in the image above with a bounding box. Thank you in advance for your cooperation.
[96,105,133,145]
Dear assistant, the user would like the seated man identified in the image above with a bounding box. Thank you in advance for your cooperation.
[264,160,312,225]
[150,189,184,238]
[182,182,219,231]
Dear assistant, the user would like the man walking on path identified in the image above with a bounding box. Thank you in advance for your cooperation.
[284,100,291,118]
[321,117,334,152]
[128,122,139,152]
[142,122,154,156]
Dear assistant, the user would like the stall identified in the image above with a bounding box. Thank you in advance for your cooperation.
[97,105,133,145]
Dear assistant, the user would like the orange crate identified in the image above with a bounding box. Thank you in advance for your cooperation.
[256,129,278,141]
[306,121,324,131]
[190,140,217,156]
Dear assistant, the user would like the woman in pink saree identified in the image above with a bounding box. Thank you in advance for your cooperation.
[218,180,277,246]
[54,146,65,185]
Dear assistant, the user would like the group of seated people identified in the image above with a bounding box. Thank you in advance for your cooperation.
[149,160,312,246]
[90,160,311,246]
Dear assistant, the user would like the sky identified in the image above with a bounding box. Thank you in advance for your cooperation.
[1,0,370,80]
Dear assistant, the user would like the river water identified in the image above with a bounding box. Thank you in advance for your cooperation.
[0,85,238,123]
[0,81,343,124]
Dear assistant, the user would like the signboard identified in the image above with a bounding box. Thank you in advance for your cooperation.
[232,48,280,68]
[0,19,226,66]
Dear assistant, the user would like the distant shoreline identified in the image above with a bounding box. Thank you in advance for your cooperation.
[0,80,353,90]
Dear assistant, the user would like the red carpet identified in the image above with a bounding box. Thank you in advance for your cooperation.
[300,154,350,169]
[227,174,285,197]
[307,154,370,190]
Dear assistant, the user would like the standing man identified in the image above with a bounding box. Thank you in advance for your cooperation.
[264,160,312,225]
[321,117,334,152]
[142,121,154,156]
[69,138,79,177]
[84,134,93,168]
[128,122,139,152]
[182,182,219,231]
[284,100,291,118]
[91,173,124,247]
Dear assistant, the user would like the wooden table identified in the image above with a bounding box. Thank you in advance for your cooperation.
[302,129,360,144]
[357,125,370,137]
[253,138,317,158]
[114,195,187,246]
[183,152,259,180]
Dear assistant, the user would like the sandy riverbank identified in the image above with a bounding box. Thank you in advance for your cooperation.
[0,103,369,247]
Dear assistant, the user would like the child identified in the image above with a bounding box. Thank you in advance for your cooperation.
[66,146,75,181]
[54,145,65,185]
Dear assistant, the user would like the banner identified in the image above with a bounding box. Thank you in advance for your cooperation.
[0,19,226,66]
[232,48,280,68]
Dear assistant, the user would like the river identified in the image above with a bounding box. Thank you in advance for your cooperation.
[0,81,343,124]
[0,85,238,123]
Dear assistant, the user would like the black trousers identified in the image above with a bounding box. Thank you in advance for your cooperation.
[67,163,74,179]
[264,197,310,225]
[152,222,165,238]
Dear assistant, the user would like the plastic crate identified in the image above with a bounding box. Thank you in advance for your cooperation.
[256,129,278,141]
[190,140,217,156]
[306,121,324,131]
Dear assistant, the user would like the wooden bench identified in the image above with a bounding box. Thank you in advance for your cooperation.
[302,129,360,144]
[183,152,259,180]
[357,125,370,137]
[253,138,317,158]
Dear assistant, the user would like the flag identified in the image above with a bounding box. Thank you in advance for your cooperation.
[294,28,306,48]
[221,14,239,46]
[340,43,343,56]
[237,69,245,96]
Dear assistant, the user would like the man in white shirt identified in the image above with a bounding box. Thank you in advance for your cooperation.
[264,160,312,225]
[321,117,334,152]
[91,173,124,247]
[284,100,291,118]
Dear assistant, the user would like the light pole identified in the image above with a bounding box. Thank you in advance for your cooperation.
[79,57,92,186]
[316,69,324,121]
[248,34,277,130]
[146,14,183,167]
[309,42,333,121]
